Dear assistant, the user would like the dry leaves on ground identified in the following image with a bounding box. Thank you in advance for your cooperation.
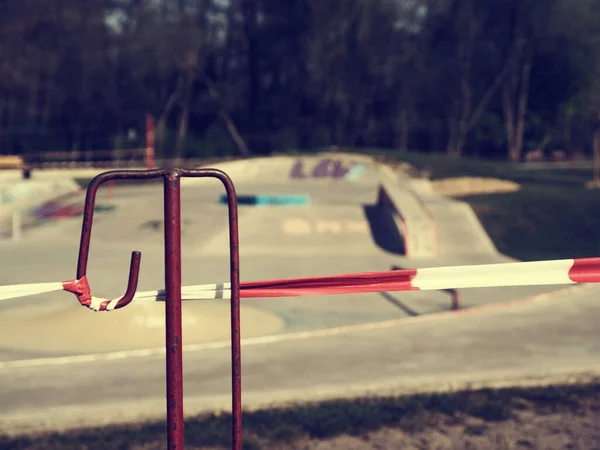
[432,177,521,197]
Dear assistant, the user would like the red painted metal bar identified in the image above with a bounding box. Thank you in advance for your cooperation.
[450,289,460,311]
[180,168,242,448]
[74,168,242,449]
[164,171,184,447]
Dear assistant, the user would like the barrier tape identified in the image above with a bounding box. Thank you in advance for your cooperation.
[1,257,599,311]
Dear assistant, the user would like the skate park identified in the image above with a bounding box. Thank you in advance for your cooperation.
[0,152,599,434]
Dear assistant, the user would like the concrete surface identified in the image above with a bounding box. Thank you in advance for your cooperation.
[406,178,507,260]
[0,300,284,354]
[0,282,598,434]
[377,165,437,259]
[0,153,597,434]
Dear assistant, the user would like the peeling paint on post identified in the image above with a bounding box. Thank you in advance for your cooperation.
[70,168,242,450]
[164,170,184,449]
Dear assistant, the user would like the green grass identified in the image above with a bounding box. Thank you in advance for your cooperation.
[466,186,600,261]
[1,381,598,449]
[357,148,594,185]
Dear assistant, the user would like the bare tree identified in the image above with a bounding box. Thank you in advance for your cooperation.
[442,0,512,157]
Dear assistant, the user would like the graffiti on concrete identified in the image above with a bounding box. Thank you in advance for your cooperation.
[282,218,370,236]
[290,159,366,180]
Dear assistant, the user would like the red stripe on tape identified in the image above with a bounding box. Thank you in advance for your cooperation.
[62,276,92,307]
[568,257,600,283]
[240,268,419,298]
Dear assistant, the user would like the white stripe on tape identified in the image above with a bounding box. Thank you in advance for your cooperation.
[130,283,232,302]
[0,282,64,301]
[0,258,586,305]
[412,259,575,290]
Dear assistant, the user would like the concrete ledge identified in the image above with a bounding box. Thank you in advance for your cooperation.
[404,178,504,259]
[377,166,437,258]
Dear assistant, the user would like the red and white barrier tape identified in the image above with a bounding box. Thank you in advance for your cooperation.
[1,258,599,311]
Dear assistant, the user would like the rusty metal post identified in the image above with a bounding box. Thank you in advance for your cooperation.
[71,168,242,449]
[450,289,460,311]
[181,168,242,449]
[164,170,184,448]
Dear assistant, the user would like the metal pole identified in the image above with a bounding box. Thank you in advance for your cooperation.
[224,181,243,450]
[12,210,21,242]
[108,181,115,201]
[164,170,184,448]
[146,114,156,170]
[450,289,460,311]
[69,168,241,448]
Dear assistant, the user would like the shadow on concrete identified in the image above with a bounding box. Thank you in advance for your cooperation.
[362,204,405,255]
[390,264,460,312]
[378,291,420,317]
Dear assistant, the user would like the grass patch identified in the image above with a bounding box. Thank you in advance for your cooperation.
[466,185,600,261]
[1,381,599,449]
[355,148,594,186]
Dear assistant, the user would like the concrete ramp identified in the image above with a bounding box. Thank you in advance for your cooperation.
[406,178,510,262]
[373,164,511,263]
[376,166,437,259]
[201,203,380,258]
[0,300,284,354]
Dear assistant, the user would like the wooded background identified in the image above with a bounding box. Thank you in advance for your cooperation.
[1,0,600,160]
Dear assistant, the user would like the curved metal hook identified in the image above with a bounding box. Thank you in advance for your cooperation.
[102,250,141,310]
[72,171,151,310]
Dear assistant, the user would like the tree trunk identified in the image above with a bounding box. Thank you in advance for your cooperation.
[397,108,409,151]
[155,82,182,155]
[41,72,53,127]
[8,97,17,153]
[175,69,194,160]
[594,129,600,183]
[202,74,249,156]
[563,111,572,154]
[27,74,40,119]
[447,0,513,157]
[242,0,260,149]
[503,46,533,162]
[503,75,517,159]
[512,51,532,161]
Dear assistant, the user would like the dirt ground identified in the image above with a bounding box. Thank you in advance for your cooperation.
[258,409,600,449]
[585,179,600,189]
[121,406,600,450]
[3,383,600,449]
[431,177,521,197]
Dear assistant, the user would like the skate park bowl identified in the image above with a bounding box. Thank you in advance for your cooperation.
[0,152,581,436]
[0,153,553,358]
[0,154,416,357]
[0,298,285,354]
[0,153,558,359]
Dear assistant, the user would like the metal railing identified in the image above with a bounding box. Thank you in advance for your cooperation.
[64,168,242,449]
